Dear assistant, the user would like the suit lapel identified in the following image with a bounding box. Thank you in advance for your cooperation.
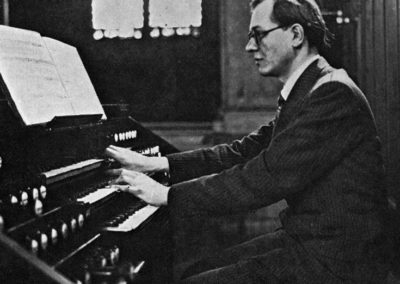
[273,57,333,136]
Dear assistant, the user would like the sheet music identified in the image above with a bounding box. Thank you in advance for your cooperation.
[0,25,73,125]
[0,25,106,125]
[43,37,106,119]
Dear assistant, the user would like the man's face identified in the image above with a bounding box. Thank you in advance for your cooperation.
[246,0,294,79]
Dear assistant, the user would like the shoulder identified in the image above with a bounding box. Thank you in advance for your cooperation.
[309,65,370,107]
[312,67,359,94]
[305,65,376,123]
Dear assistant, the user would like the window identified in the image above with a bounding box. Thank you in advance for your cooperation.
[92,0,144,40]
[91,0,202,40]
[149,0,202,38]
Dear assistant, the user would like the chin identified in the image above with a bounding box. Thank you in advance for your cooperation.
[258,68,273,77]
[257,64,274,76]
[259,65,281,77]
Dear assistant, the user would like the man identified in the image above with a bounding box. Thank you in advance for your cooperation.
[106,0,389,282]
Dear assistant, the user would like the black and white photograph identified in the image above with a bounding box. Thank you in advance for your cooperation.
[0,0,398,283]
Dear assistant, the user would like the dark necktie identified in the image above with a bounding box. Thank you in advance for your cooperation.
[268,95,285,130]
[275,95,285,122]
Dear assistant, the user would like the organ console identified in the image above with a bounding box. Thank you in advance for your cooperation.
[0,100,178,283]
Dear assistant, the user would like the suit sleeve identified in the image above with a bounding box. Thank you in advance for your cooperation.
[166,122,274,184]
[168,82,376,217]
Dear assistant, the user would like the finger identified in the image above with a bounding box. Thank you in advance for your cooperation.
[117,185,140,197]
[115,174,128,185]
[124,170,141,177]
[104,148,117,159]
[107,145,119,150]
[105,168,123,176]
[109,145,123,149]
[114,184,131,192]
[115,169,139,182]
[108,145,125,153]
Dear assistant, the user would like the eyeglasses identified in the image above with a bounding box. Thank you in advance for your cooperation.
[248,25,285,46]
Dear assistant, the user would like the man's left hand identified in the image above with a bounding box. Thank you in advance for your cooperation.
[109,169,170,206]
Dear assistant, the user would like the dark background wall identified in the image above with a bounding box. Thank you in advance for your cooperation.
[358,0,400,204]
[8,0,220,122]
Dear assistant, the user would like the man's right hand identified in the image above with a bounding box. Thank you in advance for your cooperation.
[105,145,169,173]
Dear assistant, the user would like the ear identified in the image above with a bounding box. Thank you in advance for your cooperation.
[290,23,305,48]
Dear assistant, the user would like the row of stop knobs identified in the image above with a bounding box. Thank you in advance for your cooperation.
[11,185,48,206]
[26,211,86,255]
[0,185,48,231]
[111,130,137,143]
[8,185,47,214]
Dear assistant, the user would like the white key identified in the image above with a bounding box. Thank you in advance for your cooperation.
[77,186,118,204]
[104,205,159,232]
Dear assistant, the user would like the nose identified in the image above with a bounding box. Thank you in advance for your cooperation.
[245,37,258,52]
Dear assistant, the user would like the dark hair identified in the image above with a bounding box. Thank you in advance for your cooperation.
[250,0,334,51]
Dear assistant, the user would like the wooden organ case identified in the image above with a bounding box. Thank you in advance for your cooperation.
[0,101,178,283]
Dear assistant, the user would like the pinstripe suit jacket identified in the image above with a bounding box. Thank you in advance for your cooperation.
[166,58,388,276]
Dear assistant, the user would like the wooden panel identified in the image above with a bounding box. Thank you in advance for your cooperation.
[362,0,375,111]
[373,0,387,156]
[359,0,400,201]
[385,0,400,195]
[396,0,400,201]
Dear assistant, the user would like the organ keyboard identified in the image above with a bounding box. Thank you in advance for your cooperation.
[103,204,159,233]
[0,109,178,284]
[76,185,119,205]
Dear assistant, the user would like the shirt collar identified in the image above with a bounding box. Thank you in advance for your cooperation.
[280,54,320,101]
